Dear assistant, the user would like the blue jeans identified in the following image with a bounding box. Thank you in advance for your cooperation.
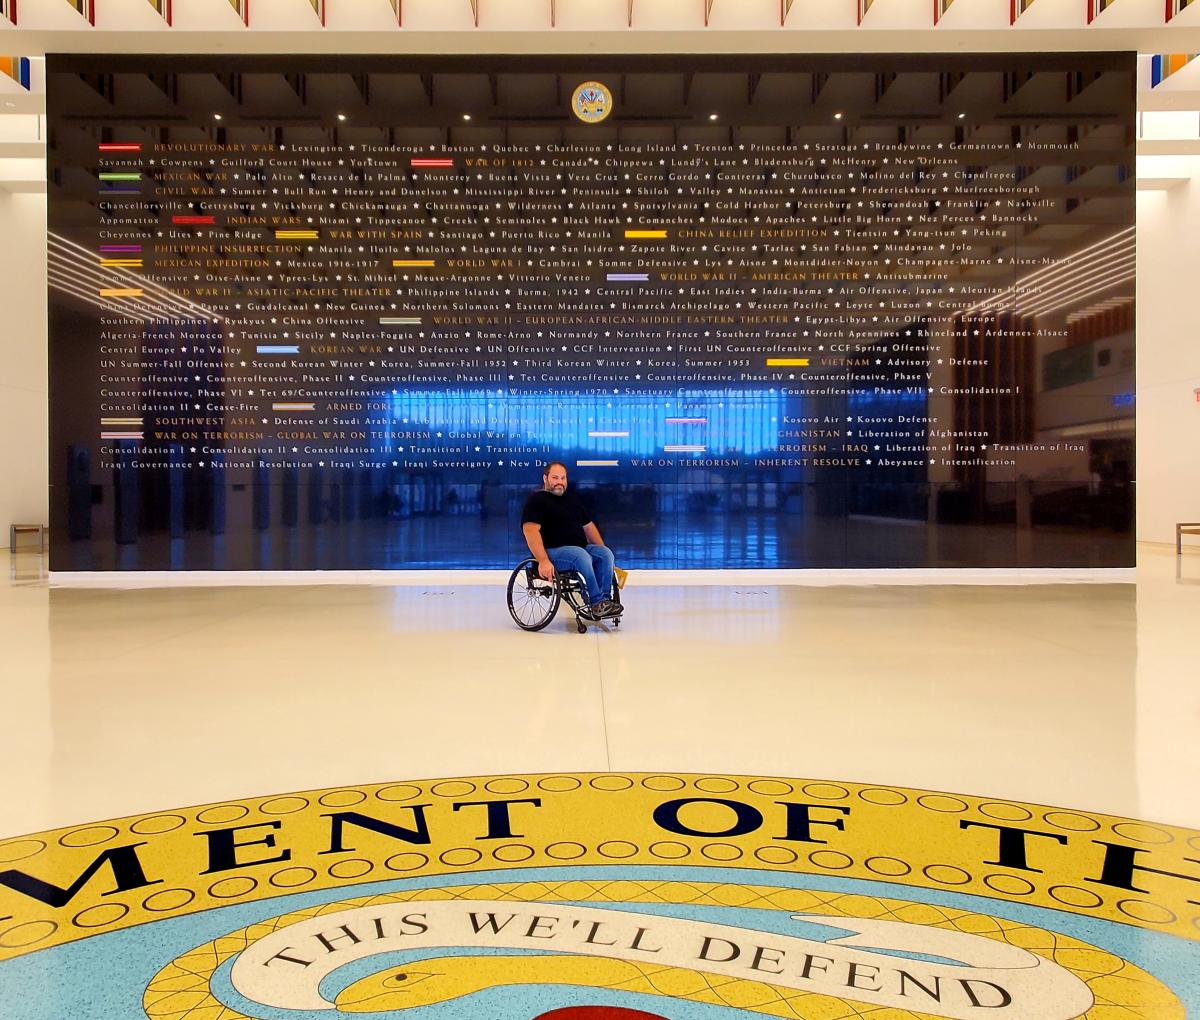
[547,544,614,605]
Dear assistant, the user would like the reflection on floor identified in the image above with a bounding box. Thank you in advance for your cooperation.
[2,545,1197,838]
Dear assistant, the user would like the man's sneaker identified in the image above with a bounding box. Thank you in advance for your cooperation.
[577,604,601,622]
[594,599,624,618]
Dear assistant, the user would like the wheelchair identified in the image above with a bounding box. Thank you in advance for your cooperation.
[506,556,622,634]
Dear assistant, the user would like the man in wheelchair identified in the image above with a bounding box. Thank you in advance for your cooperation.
[520,462,624,622]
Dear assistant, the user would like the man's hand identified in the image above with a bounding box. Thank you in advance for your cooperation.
[537,558,556,581]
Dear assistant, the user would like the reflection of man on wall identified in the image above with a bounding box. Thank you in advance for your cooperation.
[521,462,623,621]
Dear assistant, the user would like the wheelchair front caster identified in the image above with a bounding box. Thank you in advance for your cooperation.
[613,618,620,628]
[577,621,587,634]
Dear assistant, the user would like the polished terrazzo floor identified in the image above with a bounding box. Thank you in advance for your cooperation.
[3,545,1197,838]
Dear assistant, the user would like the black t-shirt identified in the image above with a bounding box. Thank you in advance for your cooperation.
[521,489,591,550]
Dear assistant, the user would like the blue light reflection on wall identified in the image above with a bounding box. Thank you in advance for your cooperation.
[381,388,786,459]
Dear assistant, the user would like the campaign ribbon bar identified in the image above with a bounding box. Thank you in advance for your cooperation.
[588,431,630,438]
[101,432,143,440]
[271,402,316,412]
[665,445,708,453]
[411,158,454,168]
[99,288,144,298]
[101,418,143,425]
[392,260,436,268]
[606,273,649,282]
[99,245,143,253]
[765,358,810,367]
[100,259,144,267]
[98,143,141,153]
[666,417,708,425]
[379,317,422,325]
[275,230,319,240]
[576,460,620,467]
[256,345,299,355]
[624,229,668,239]
[98,173,141,181]
[172,215,215,225]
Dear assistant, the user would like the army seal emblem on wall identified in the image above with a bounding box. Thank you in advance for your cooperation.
[572,81,614,123]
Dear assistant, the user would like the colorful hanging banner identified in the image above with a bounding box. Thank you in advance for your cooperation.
[64,0,95,24]
[0,0,14,26]
[704,0,716,24]
[858,0,875,23]
[1,57,30,89]
[389,0,399,23]
[1151,52,1198,86]
[1087,0,1115,19]
[1010,0,1037,21]
[227,0,248,25]
[935,0,955,22]
[308,0,324,24]
[145,0,172,24]
[781,0,795,24]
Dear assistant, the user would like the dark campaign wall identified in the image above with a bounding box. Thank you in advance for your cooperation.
[46,54,1136,570]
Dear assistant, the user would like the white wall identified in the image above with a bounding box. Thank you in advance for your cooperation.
[0,190,48,533]
[1136,159,1200,545]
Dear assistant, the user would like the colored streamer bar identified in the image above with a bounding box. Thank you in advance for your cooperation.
[411,158,454,169]
[66,0,95,24]
[588,431,630,438]
[379,317,421,326]
[100,245,142,253]
[1,58,31,89]
[576,460,619,467]
[1152,54,1198,86]
[666,417,708,425]
[101,258,143,268]
[100,417,143,441]
[145,0,172,24]
[98,143,141,154]
[173,215,215,226]
[666,415,707,455]
[99,288,144,298]
[624,229,667,240]
[765,358,810,367]
[607,273,649,282]
[393,259,435,268]
[257,345,299,355]
[272,402,315,412]
[99,171,141,195]
[275,229,318,240]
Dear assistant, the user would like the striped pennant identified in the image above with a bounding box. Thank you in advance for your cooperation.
[0,2,16,26]
[1010,0,1037,20]
[411,158,454,169]
[227,0,249,24]
[101,431,143,440]
[272,401,315,412]
[98,143,142,153]
[1,58,30,89]
[607,273,649,282]
[588,431,630,438]
[1152,53,1198,86]
[100,417,143,440]
[275,229,319,240]
[100,259,144,268]
[65,0,95,25]
[392,259,435,268]
[99,172,141,181]
[1168,0,1197,19]
[146,0,172,24]
[664,445,707,453]
[379,317,422,326]
[576,460,619,467]
[101,416,143,426]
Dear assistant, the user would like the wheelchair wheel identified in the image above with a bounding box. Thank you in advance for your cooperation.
[507,558,560,632]
[610,576,621,628]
